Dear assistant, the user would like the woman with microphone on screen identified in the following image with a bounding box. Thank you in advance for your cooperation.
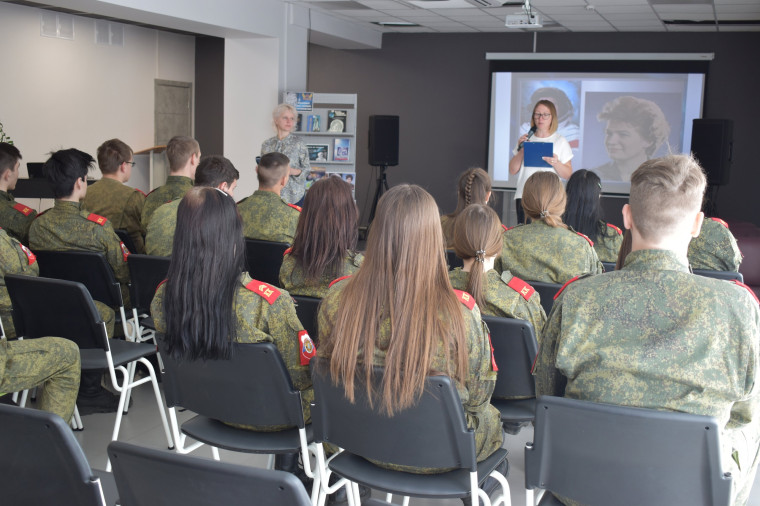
[509,100,573,224]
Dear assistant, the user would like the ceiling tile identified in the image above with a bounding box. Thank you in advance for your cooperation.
[666,24,718,31]
[593,5,657,13]
[718,24,760,30]
[616,25,668,31]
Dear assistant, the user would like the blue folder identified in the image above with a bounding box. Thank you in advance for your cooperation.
[524,142,554,168]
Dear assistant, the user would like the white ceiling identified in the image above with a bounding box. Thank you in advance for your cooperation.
[287,0,760,33]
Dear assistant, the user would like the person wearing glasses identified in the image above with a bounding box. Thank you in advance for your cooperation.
[83,139,146,253]
[509,100,573,224]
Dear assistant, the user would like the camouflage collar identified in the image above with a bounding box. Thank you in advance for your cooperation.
[0,190,12,202]
[623,249,689,273]
[54,200,82,212]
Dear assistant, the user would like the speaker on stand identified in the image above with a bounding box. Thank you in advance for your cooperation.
[368,115,399,223]
[691,118,733,216]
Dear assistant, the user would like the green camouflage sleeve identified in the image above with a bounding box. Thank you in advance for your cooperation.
[100,221,130,285]
[533,292,568,397]
[124,190,146,254]
[267,293,313,392]
[462,304,497,412]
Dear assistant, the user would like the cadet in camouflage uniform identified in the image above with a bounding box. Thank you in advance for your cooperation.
[238,152,300,243]
[280,249,363,298]
[82,139,146,253]
[0,143,37,244]
[0,227,40,338]
[593,222,623,264]
[688,216,743,272]
[534,154,760,506]
[261,103,311,205]
[141,136,199,228]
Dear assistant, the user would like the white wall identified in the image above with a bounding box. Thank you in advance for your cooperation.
[0,2,195,175]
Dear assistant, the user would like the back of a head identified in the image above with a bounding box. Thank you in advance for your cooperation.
[166,136,200,172]
[563,169,603,238]
[451,168,491,216]
[97,139,132,175]
[629,154,706,243]
[522,171,567,228]
[194,155,239,188]
[452,204,502,308]
[257,152,290,188]
[164,187,245,361]
[0,142,22,177]
[291,175,358,282]
[43,148,94,198]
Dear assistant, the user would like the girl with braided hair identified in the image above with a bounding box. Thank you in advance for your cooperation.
[441,168,493,247]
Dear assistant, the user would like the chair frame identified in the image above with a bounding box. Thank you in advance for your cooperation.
[127,254,171,370]
[244,238,290,287]
[692,268,744,283]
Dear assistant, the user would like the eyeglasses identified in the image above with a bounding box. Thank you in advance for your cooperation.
[533,113,552,120]
[124,161,136,167]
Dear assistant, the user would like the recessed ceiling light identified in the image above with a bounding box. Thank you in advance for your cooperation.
[371,21,421,27]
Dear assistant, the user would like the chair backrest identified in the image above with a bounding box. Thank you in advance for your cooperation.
[5,274,108,351]
[114,229,138,256]
[244,239,289,287]
[482,315,537,399]
[128,254,171,314]
[158,338,305,429]
[310,357,477,472]
[527,280,561,315]
[292,295,321,344]
[446,249,464,269]
[693,268,744,283]
[108,440,311,506]
[525,396,732,506]
[601,261,616,272]
[0,404,106,506]
[34,249,123,308]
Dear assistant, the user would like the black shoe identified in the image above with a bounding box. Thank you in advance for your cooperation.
[461,459,509,506]
[77,388,132,415]
[327,473,371,504]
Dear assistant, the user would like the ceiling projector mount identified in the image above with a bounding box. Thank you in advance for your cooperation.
[505,0,542,28]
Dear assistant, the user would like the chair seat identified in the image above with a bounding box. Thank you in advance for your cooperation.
[492,397,536,423]
[181,416,312,453]
[328,448,508,499]
[138,316,155,331]
[79,340,157,370]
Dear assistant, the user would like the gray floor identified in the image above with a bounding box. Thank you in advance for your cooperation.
[41,384,760,505]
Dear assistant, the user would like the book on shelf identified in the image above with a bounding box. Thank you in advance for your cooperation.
[334,138,350,162]
[327,110,347,133]
[307,144,329,162]
[284,92,313,111]
[295,114,303,132]
[305,167,327,190]
[307,115,321,132]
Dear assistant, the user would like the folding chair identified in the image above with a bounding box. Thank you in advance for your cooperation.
[525,396,732,506]
[692,268,744,282]
[526,281,561,315]
[114,228,138,256]
[108,441,312,506]
[245,238,289,287]
[482,315,538,434]
[292,295,321,344]
[127,254,171,369]
[601,261,616,272]
[0,403,118,506]
[310,358,511,506]
[5,274,174,471]
[446,249,464,269]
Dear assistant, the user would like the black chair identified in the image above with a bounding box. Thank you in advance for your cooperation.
[0,403,118,506]
[310,358,510,506]
[482,315,537,435]
[245,238,289,287]
[127,254,171,369]
[115,228,138,256]
[446,249,464,269]
[5,274,174,471]
[525,396,732,506]
[292,295,321,344]
[527,280,561,315]
[108,441,312,506]
[601,261,616,272]
[693,268,744,283]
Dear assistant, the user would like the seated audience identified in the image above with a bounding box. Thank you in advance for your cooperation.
[688,216,743,272]
[441,167,493,247]
[534,154,760,506]
[0,143,37,243]
[238,152,301,243]
[279,176,362,297]
[563,169,623,264]
[496,171,602,283]
[0,228,39,338]
[145,155,238,257]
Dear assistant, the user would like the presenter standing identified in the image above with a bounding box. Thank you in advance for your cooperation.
[509,100,573,224]
[261,103,310,205]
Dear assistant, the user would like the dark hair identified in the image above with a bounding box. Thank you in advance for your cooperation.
[290,176,358,283]
[563,169,610,240]
[257,152,290,188]
[42,148,94,198]
[195,155,239,188]
[166,136,200,172]
[0,142,22,177]
[163,187,245,361]
[615,228,632,271]
[96,139,132,175]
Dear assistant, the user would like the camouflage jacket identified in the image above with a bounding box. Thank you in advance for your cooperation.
[279,249,363,298]
[534,249,760,506]
[688,217,743,272]
[261,134,310,204]
[238,190,300,244]
[593,221,623,264]
[0,228,39,338]
[495,220,603,284]
[0,191,37,244]
[83,177,146,254]
[448,268,546,344]
[144,200,179,257]
[141,175,193,229]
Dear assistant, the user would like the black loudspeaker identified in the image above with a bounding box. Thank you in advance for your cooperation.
[691,119,733,186]
[368,115,399,167]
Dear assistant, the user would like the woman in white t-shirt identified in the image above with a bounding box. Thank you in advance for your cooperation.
[509,100,573,224]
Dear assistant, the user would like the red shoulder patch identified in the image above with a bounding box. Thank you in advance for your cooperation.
[244,279,281,305]
[554,276,580,300]
[19,243,36,265]
[575,231,594,247]
[731,280,760,305]
[328,275,352,288]
[287,203,302,212]
[507,276,535,301]
[135,188,147,197]
[283,247,293,257]
[453,289,476,311]
[710,217,729,229]
[12,203,33,216]
[501,224,513,232]
[606,223,622,235]
[299,330,317,365]
[86,213,108,226]
[119,241,130,262]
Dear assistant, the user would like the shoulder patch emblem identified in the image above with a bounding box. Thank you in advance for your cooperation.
[731,280,760,305]
[283,247,293,257]
[87,213,108,226]
[329,275,352,288]
[245,279,281,304]
[19,243,36,265]
[12,203,33,216]
[299,330,317,365]
[507,276,535,301]
[606,223,623,235]
[287,203,302,212]
[453,289,476,311]
[575,231,594,247]
[119,241,130,262]
[554,276,580,300]
[710,217,729,229]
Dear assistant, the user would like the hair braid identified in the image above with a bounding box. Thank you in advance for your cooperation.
[465,171,476,206]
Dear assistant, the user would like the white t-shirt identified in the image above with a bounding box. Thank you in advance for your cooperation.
[513,132,574,200]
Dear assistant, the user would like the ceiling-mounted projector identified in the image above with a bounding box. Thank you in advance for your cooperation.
[505,13,541,27]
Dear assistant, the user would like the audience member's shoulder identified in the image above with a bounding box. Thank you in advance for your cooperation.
[240,274,284,306]
[605,222,623,236]
[497,270,538,302]
[567,227,594,248]
[553,273,596,301]
[501,223,522,233]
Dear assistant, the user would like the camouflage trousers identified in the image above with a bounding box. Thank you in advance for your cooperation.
[0,337,80,422]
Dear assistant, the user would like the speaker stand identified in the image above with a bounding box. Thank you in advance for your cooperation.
[368,165,389,224]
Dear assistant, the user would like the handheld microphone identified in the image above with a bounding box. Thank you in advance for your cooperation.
[518,126,537,151]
